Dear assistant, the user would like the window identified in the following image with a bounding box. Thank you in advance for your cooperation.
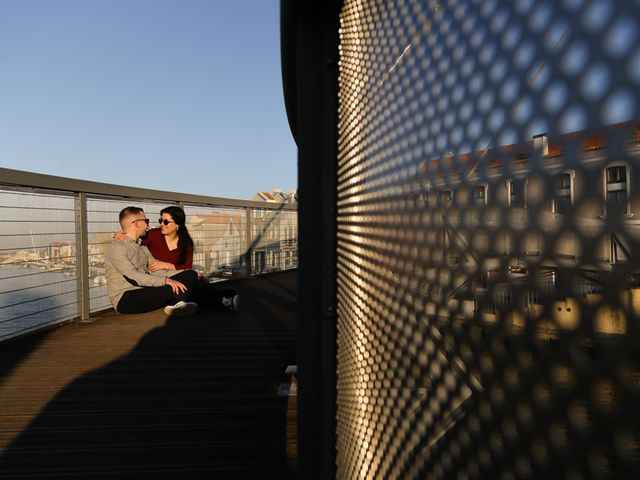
[438,190,453,205]
[605,165,630,215]
[473,185,487,205]
[509,179,526,208]
[553,172,572,214]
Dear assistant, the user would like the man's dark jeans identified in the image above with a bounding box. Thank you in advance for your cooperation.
[116,270,198,314]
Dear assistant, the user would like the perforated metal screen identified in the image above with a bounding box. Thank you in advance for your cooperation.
[335,0,640,478]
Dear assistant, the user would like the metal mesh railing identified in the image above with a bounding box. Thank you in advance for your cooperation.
[0,189,79,338]
[335,0,640,478]
[248,207,299,274]
[183,204,248,277]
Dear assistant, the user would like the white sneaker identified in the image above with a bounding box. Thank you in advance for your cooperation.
[164,301,198,316]
[222,295,240,312]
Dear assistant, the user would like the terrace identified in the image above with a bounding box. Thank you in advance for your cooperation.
[0,167,299,478]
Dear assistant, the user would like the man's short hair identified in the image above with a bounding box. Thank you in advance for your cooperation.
[119,206,144,228]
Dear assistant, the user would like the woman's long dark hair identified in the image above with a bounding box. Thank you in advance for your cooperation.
[160,206,193,265]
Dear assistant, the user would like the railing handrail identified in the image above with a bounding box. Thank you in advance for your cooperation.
[0,166,297,211]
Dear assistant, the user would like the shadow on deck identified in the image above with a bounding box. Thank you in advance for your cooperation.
[0,270,298,479]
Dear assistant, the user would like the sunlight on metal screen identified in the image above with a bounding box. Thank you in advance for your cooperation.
[336,0,640,478]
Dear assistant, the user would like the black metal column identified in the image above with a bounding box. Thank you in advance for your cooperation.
[281,1,340,478]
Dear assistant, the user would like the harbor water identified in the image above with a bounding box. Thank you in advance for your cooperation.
[0,264,109,339]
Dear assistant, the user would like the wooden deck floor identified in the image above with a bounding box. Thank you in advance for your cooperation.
[0,271,298,479]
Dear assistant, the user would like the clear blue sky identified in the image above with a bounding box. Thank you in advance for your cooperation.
[0,0,297,200]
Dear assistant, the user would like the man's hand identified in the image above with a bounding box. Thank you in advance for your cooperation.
[150,260,175,272]
[112,231,126,241]
[165,277,187,294]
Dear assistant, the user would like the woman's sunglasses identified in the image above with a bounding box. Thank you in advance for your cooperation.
[159,219,174,226]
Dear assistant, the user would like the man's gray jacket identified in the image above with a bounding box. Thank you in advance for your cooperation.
[105,236,177,311]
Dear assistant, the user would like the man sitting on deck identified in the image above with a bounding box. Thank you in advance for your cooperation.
[105,206,199,316]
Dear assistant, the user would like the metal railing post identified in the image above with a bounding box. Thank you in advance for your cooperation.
[75,191,91,321]
[245,207,252,277]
